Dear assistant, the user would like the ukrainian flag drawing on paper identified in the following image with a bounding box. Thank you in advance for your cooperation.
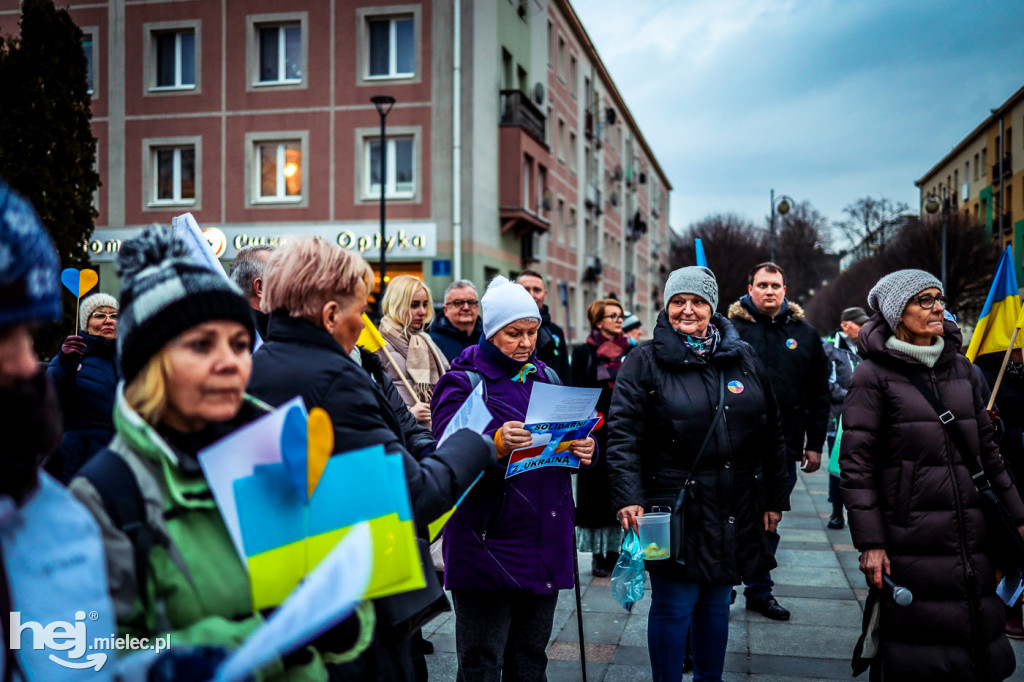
[967,245,1024,362]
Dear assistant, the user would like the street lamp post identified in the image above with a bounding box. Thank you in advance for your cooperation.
[371,95,396,301]
[924,187,949,291]
[769,189,793,263]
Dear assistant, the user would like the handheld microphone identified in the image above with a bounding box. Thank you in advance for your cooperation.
[882,574,913,606]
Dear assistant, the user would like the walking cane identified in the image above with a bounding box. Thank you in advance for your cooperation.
[572,527,588,682]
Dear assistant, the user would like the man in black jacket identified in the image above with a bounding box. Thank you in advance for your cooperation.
[727,262,830,621]
[429,279,483,362]
[517,269,570,383]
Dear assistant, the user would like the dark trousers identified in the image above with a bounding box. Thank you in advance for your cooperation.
[452,589,558,682]
[743,461,798,600]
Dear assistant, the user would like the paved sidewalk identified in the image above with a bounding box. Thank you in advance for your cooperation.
[424,467,1024,680]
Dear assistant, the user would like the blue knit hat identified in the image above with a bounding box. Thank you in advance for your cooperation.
[0,179,61,328]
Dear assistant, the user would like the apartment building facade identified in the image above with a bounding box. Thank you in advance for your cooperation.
[0,0,671,342]
[916,84,1024,281]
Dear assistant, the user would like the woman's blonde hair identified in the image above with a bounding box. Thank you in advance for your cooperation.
[123,347,173,426]
[586,298,623,330]
[381,275,434,332]
[261,237,374,321]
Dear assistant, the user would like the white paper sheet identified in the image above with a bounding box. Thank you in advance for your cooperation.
[214,523,373,682]
[438,381,491,446]
[198,397,306,562]
[523,382,601,424]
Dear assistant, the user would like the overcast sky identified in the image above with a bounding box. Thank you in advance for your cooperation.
[573,0,1024,242]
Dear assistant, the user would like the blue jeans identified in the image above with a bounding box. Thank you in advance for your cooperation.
[743,460,798,600]
[648,574,732,682]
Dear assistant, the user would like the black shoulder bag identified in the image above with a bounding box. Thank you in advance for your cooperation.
[904,372,1024,572]
[669,371,727,567]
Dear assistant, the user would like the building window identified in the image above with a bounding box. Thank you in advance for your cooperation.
[975,153,980,181]
[82,34,94,93]
[557,118,565,163]
[982,147,987,177]
[152,146,195,204]
[557,198,565,244]
[143,136,201,211]
[557,36,566,82]
[154,30,195,89]
[538,166,547,215]
[569,54,577,97]
[547,21,553,68]
[366,136,415,199]
[569,131,577,173]
[367,16,414,78]
[259,25,301,83]
[568,207,577,248]
[523,156,532,211]
[257,141,302,201]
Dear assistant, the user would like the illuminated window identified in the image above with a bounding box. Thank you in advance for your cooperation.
[257,141,302,201]
[82,34,94,93]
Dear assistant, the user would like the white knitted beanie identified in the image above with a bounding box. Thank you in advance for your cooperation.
[79,292,119,330]
[481,275,541,339]
[867,269,943,332]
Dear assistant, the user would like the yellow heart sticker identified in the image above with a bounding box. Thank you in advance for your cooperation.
[306,407,334,498]
[79,269,98,298]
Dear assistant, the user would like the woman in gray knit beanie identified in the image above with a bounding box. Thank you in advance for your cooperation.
[838,269,1024,680]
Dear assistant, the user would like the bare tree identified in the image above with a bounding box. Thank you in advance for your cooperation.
[774,201,838,305]
[806,210,997,334]
[834,196,910,257]
[671,214,768,309]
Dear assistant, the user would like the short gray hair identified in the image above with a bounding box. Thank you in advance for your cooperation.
[444,279,477,301]
[230,245,275,295]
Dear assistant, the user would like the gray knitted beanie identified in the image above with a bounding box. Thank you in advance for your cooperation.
[663,266,719,311]
[867,269,943,332]
[116,226,254,384]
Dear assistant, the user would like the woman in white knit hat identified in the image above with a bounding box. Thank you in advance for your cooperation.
[431,275,596,681]
[45,292,121,481]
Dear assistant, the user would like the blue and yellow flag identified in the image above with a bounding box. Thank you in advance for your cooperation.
[967,245,1024,362]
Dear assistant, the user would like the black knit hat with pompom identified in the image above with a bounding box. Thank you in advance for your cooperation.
[116,226,254,384]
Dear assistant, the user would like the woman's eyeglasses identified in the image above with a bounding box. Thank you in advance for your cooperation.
[603,314,625,321]
[90,312,119,321]
[909,294,946,309]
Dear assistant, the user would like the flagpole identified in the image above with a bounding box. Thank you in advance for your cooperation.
[986,305,1024,411]
[379,343,418,399]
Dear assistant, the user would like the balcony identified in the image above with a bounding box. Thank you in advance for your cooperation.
[991,153,1013,181]
[500,89,545,145]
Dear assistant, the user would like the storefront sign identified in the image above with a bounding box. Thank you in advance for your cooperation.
[87,222,437,262]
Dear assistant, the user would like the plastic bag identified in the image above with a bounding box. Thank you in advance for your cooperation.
[610,529,646,611]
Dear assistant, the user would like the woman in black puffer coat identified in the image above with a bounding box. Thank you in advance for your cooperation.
[608,266,789,682]
[840,269,1024,681]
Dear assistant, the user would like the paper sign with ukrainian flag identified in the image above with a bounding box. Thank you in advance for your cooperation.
[967,245,1024,362]
[200,401,424,611]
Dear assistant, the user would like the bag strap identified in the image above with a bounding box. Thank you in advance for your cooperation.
[903,372,990,487]
[683,371,728,487]
[77,450,158,610]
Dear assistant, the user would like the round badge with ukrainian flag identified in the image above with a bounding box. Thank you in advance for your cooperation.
[728,380,744,394]
[785,338,798,350]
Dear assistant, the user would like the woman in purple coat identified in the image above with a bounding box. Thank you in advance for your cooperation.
[431,276,596,682]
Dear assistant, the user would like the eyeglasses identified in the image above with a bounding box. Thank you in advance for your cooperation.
[603,314,625,321]
[89,312,118,321]
[909,294,946,309]
[447,299,479,309]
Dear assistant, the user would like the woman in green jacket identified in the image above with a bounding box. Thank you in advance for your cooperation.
[70,227,367,681]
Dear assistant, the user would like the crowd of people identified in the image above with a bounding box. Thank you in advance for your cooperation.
[4,173,1024,682]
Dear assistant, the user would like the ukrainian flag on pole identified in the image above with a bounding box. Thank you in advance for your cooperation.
[967,245,1024,362]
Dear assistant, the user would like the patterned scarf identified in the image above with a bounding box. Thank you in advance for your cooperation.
[586,329,632,384]
[379,316,449,402]
[678,322,720,361]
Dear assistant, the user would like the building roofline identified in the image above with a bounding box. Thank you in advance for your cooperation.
[915,82,1024,187]
[556,0,673,191]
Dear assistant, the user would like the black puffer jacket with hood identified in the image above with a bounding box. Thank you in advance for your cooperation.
[607,312,789,584]
[840,314,1024,681]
